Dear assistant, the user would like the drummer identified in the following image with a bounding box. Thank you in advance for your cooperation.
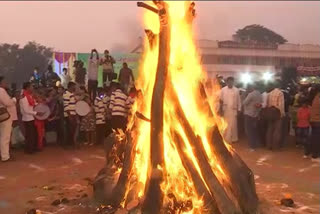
[63,82,78,147]
[19,82,43,154]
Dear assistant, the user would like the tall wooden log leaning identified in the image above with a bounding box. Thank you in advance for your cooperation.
[199,82,259,213]
[110,133,136,207]
[138,2,170,214]
[211,128,258,213]
[172,131,220,214]
[170,88,241,214]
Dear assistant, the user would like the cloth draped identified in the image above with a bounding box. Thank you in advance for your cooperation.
[219,86,241,143]
[22,90,35,107]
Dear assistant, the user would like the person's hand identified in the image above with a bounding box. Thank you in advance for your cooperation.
[37,112,45,117]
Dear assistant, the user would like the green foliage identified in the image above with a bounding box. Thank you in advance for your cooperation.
[281,66,297,87]
[0,41,52,87]
[234,24,288,45]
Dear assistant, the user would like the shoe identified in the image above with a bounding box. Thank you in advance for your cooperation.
[249,149,256,152]
[303,155,308,159]
[1,157,15,162]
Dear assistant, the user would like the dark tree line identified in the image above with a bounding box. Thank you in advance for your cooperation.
[0,41,52,87]
[233,24,288,45]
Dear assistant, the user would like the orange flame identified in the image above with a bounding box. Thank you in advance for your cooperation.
[127,1,229,213]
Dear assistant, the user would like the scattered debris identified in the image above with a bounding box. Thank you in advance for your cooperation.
[298,164,318,172]
[81,193,88,198]
[256,155,272,166]
[71,157,83,164]
[28,164,46,172]
[90,155,105,160]
[280,198,295,207]
[51,199,61,206]
[42,186,54,191]
[64,183,86,191]
[61,198,69,204]
[35,196,47,202]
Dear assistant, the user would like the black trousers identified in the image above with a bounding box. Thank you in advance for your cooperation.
[46,119,64,144]
[105,119,112,137]
[310,122,320,158]
[88,80,98,101]
[24,121,37,153]
[96,124,105,145]
[111,116,127,132]
[65,116,78,146]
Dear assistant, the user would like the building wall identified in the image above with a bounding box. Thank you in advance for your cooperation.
[196,40,320,76]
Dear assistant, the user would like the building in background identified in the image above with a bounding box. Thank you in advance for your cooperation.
[198,40,320,79]
[132,40,320,81]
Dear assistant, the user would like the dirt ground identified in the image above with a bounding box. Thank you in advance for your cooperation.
[0,139,319,214]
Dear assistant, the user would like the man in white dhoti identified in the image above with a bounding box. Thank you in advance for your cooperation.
[219,77,241,143]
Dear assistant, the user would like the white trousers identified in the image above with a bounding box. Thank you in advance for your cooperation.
[223,110,238,143]
[0,119,12,161]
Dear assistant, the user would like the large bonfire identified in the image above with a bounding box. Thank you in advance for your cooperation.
[94,1,258,214]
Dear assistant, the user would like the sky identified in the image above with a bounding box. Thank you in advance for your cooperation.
[0,1,319,53]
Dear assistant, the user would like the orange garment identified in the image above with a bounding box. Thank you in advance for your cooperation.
[297,107,310,128]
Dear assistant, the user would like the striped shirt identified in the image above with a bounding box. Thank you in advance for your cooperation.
[267,88,285,117]
[109,89,129,117]
[94,97,106,124]
[63,90,76,117]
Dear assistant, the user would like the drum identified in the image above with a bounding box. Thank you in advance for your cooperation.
[75,101,90,116]
[34,104,51,120]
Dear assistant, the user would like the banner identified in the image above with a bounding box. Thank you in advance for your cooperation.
[77,53,141,87]
[297,66,320,76]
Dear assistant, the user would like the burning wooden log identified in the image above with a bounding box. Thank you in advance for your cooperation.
[171,131,220,214]
[198,82,259,213]
[110,133,136,207]
[170,88,242,214]
[141,1,170,214]
[210,128,259,213]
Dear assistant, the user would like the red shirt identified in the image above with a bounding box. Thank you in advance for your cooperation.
[297,107,310,128]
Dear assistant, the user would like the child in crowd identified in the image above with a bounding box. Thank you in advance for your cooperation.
[80,95,96,145]
[94,88,106,144]
[296,99,311,157]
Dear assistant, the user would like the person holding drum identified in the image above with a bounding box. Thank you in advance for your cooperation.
[19,82,44,154]
[34,92,48,151]
[63,82,78,148]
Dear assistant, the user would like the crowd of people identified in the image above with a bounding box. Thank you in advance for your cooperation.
[0,49,136,162]
[218,76,320,161]
[1,51,319,163]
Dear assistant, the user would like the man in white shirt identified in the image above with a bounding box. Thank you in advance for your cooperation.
[20,82,40,154]
[88,49,99,101]
[219,77,241,143]
[0,76,16,162]
[59,68,71,89]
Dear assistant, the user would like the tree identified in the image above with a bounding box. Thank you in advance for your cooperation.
[0,41,52,87]
[233,24,287,44]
